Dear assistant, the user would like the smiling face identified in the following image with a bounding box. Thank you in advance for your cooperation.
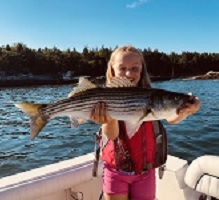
[112,52,142,86]
[106,45,151,88]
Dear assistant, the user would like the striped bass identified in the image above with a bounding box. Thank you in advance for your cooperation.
[15,77,197,140]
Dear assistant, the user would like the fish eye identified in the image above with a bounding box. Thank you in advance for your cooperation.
[174,96,180,101]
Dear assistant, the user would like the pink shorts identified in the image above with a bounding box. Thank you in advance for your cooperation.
[102,163,156,200]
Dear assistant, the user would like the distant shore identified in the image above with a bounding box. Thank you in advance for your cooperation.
[0,78,78,87]
[182,71,219,81]
[0,71,218,87]
[0,76,172,87]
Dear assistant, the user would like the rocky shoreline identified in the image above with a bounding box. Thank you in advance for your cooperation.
[0,78,78,87]
[0,76,172,87]
[184,71,219,80]
[0,72,218,87]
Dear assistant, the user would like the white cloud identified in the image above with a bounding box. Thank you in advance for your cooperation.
[126,0,148,9]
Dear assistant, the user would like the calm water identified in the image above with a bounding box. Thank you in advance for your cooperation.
[0,80,218,178]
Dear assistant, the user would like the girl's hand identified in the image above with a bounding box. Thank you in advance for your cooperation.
[167,96,201,124]
[90,102,114,124]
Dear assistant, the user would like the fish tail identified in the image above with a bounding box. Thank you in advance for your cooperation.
[15,103,48,140]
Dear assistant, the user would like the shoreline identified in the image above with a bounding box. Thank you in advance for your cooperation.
[0,72,218,87]
[0,76,172,87]
[183,71,219,80]
[0,79,79,87]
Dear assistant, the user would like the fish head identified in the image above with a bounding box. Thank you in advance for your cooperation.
[150,90,197,119]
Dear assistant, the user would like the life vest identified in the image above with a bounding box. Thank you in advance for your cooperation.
[92,120,167,176]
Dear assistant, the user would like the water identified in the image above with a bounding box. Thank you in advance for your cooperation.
[0,80,218,178]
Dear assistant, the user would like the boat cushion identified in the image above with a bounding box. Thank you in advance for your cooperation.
[184,155,219,199]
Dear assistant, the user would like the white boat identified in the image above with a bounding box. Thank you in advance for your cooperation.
[0,153,218,200]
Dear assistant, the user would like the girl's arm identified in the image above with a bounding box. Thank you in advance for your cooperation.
[90,102,119,140]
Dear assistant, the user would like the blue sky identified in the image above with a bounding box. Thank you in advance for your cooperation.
[0,0,218,53]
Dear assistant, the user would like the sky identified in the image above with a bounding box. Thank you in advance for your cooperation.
[0,0,219,54]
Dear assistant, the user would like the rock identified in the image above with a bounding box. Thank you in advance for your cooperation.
[189,71,219,80]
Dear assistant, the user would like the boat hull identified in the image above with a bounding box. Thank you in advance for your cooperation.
[0,153,213,200]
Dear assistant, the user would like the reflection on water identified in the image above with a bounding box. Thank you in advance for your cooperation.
[0,80,219,178]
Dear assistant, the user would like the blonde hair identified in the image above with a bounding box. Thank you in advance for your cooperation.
[106,45,151,88]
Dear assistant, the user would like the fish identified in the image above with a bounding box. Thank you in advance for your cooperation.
[15,77,197,140]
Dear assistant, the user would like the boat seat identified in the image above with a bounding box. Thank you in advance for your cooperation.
[184,155,219,199]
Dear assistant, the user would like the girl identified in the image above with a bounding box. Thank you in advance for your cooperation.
[90,45,200,200]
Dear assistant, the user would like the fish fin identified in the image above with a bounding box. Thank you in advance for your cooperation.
[68,77,97,97]
[15,103,48,140]
[69,116,85,128]
[124,121,142,138]
[138,108,152,121]
[106,77,135,88]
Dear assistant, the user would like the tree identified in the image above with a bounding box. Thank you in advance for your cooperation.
[6,44,11,51]
[16,43,24,53]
